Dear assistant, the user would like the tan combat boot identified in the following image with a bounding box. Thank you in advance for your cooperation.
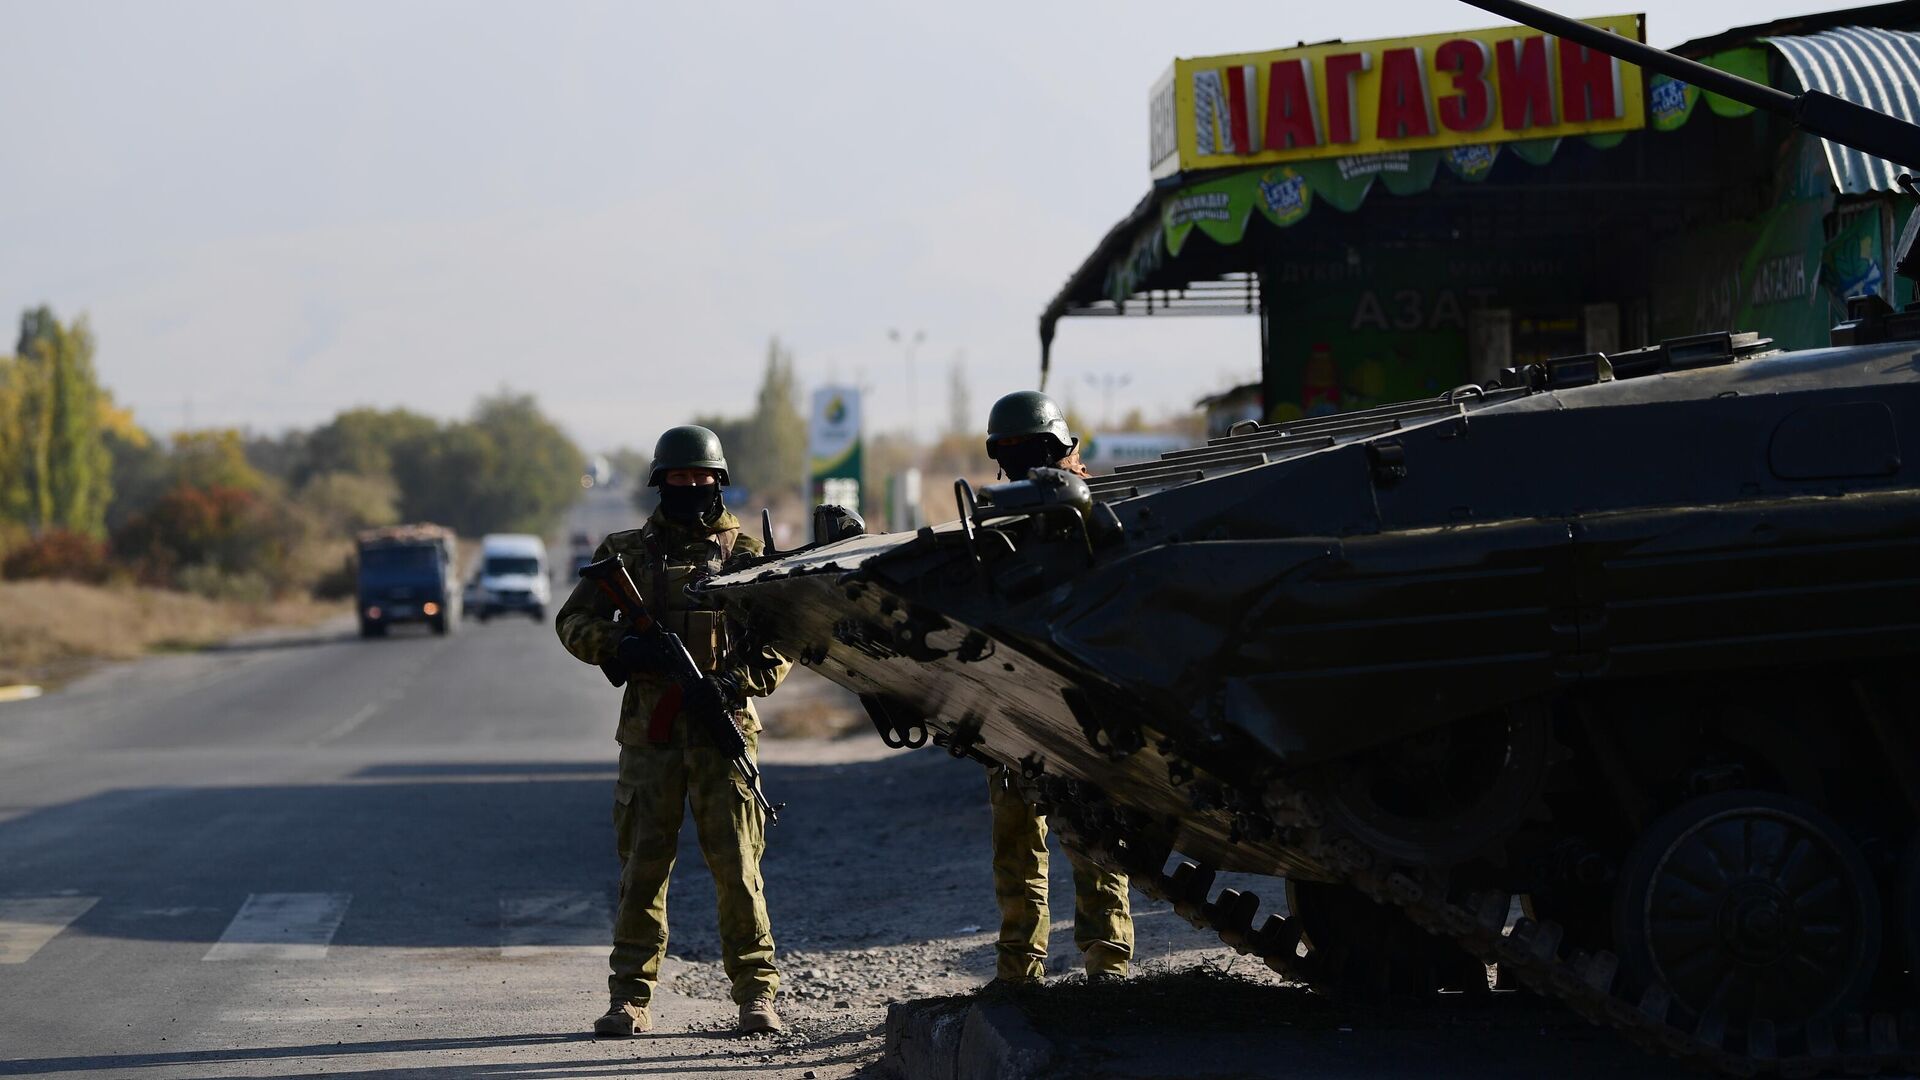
[738,997,782,1034]
[593,1001,652,1036]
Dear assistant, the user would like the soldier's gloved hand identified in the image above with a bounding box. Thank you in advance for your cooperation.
[615,634,675,675]
[707,670,746,713]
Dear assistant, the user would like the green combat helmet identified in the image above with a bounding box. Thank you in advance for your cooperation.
[986,391,1077,480]
[648,425,730,487]
[986,390,1075,458]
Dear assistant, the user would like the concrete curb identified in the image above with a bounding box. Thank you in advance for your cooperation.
[883,997,1056,1080]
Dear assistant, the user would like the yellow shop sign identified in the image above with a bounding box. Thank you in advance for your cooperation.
[1149,14,1647,178]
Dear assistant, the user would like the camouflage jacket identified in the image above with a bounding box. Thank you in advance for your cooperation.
[555,507,791,745]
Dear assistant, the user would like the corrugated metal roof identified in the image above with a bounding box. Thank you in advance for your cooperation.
[1767,25,1920,193]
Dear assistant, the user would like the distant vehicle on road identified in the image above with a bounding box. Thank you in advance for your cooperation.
[581,454,613,489]
[569,531,595,577]
[355,524,460,638]
[472,534,551,622]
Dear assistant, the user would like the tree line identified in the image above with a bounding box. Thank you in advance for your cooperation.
[621,337,808,516]
[0,306,584,599]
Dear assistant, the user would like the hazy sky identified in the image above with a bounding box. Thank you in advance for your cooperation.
[0,0,1868,451]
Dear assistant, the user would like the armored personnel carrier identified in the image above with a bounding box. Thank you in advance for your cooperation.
[700,2,1920,1072]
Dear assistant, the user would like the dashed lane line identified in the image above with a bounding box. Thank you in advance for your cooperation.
[309,647,442,746]
[0,897,99,964]
[498,890,611,958]
[312,702,381,746]
[203,893,352,961]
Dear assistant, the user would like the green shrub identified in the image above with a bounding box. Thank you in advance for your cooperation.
[311,553,359,600]
[298,471,398,533]
[111,484,304,594]
[2,528,111,583]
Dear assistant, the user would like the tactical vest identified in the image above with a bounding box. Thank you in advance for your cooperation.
[642,522,739,673]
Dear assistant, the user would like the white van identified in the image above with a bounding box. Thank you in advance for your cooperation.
[473,534,551,621]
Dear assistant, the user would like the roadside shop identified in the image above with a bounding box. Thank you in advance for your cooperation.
[1039,7,1920,422]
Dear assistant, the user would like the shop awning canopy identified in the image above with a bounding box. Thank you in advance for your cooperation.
[1769,26,1920,193]
[1039,4,1920,381]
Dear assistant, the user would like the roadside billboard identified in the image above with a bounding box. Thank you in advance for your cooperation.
[807,386,863,510]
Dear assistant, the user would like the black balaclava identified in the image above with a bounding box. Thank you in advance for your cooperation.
[991,439,1058,481]
[658,483,722,524]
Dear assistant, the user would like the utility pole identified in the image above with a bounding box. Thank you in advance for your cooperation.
[888,328,926,443]
[947,350,971,438]
[1083,372,1132,429]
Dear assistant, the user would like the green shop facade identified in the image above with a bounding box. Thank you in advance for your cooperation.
[1040,6,1920,424]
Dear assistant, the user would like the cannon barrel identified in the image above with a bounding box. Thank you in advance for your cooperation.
[1459,0,1920,172]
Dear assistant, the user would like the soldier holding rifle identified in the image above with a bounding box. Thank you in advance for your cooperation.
[555,425,791,1036]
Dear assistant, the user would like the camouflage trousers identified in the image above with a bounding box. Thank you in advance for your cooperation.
[988,766,1133,981]
[609,726,777,1007]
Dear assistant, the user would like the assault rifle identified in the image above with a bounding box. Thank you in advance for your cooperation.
[578,553,781,824]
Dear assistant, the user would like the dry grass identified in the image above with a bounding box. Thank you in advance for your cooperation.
[0,580,345,687]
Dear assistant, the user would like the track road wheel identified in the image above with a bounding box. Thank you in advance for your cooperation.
[1286,879,1485,1000]
[1318,702,1553,868]
[1613,791,1881,1049]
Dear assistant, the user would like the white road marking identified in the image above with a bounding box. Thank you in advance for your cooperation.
[204,893,352,961]
[499,891,611,958]
[312,702,380,746]
[0,896,98,964]
[0,684,43,703]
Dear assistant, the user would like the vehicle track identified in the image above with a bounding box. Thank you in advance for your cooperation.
[1048,781,1920,1078]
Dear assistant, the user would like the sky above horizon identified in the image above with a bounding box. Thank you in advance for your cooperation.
[0,0,1869,452]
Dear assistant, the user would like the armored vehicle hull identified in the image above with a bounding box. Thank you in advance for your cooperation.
[703,332,1920,1074]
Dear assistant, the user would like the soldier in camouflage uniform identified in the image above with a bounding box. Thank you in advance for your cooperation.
[982,391,1135,983]
[555,425,792,1036]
